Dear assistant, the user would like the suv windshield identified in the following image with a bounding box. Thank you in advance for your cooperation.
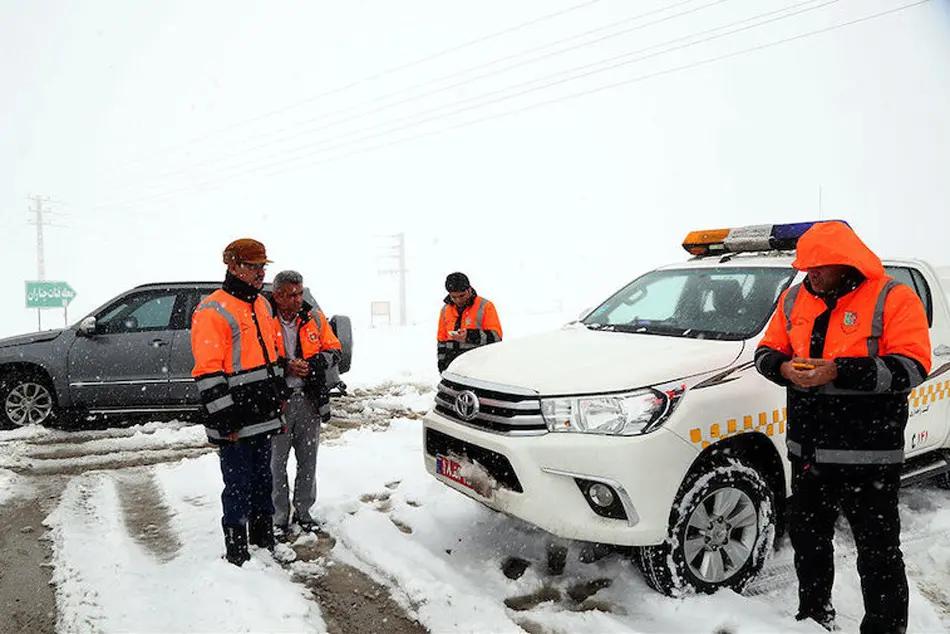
[583,266,796,340]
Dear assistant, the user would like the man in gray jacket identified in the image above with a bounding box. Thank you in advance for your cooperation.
[268,270,342,537]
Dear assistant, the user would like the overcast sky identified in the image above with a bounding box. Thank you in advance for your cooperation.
[2,0,949,336]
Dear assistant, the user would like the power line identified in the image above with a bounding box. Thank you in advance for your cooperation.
[94,0,840,205]
[90,0,929,211]
[114,0,708,188]
[105,0,605,174]
[199,0,825,176]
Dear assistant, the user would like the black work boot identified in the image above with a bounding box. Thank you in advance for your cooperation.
[796,607,838,632]
[248,514,275,551]
[223,524,250,566]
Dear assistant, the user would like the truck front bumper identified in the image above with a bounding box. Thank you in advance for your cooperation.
[422,410,699,545]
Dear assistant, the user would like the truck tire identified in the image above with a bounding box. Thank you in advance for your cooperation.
[636,460,775,596]
[0,370,60,429]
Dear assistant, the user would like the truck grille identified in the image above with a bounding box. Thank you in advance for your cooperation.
[434,375,546,434]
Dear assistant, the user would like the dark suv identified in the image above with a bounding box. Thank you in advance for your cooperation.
[0,282,353,429]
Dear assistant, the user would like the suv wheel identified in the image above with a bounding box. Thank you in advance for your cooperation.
[636,460,775,596]
[1,373,58,429]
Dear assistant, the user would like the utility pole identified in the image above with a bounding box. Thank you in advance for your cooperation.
[28,195,49,281]
[376,233,408,326]
[27,195,66,330]
[27,195,50,330]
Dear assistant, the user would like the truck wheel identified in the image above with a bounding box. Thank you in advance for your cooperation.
[0,372,59,429]
[636,460,775,596]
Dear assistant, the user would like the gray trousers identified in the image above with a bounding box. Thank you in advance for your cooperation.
[271,392,322,525]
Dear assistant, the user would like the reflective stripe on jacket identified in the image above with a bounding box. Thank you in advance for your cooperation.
[192,288,286,444]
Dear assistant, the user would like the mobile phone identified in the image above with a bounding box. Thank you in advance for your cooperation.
[449,330,461,337]
[792,362,816,370]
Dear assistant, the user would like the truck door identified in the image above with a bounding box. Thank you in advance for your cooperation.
[885,266,950,455]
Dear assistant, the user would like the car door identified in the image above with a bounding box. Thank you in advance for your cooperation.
[885,266,949,456]
[165,288,211,407]
[67,289,186,409]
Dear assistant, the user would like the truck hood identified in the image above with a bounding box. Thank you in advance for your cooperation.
[0,329,65,349]
[447,325,745,395]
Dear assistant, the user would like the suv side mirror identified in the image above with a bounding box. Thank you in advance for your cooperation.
[78,316,97,337]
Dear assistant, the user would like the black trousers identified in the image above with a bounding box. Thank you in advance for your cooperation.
[789,458,907,634]
[219,434,274,527]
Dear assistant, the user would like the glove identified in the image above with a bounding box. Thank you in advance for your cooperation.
[311,353,329,371]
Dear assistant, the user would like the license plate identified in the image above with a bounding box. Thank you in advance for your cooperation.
[436,454,476,492]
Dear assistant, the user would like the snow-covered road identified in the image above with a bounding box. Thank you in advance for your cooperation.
[1,383,949,633]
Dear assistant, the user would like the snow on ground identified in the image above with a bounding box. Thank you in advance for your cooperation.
[20,314,950,633]
[0,467,26,505]
[33,384,950,633]
[313,417,948,634]
[45,455,326,633]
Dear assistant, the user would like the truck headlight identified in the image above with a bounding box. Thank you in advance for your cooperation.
[541,386,684,436]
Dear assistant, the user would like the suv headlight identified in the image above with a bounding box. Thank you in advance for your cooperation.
[541,385,684,436]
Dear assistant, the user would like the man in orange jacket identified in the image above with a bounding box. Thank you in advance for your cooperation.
[756,222,930,633]
[437,272,502,373]
[268,270,342,538]
[191,238,289,566]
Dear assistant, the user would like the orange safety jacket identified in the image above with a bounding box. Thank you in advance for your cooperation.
[273,299,342,421]
[192,279,288,444]
[756,222,931,465]
[437,292,502,372]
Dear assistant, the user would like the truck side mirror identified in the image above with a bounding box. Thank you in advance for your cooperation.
[78,316,97,337]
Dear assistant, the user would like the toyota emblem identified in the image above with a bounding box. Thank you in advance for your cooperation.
[454,390,480,421]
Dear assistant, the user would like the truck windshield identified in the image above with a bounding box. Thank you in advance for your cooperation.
[583,266,796,341]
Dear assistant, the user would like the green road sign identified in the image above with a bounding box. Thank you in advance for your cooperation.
[26,281,76,308]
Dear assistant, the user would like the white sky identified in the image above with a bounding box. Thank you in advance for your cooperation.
[2,0,949,336]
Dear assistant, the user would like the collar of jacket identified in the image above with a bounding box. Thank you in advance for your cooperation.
[222,271,260,303]
[443,288,478,310]
[803,269,866,305]
[268,296,314,324]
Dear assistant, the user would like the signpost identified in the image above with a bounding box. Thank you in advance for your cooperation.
[370,300,391,327]
[25,281,76,328]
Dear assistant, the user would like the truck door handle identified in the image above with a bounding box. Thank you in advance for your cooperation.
[935,344,950,357]
[150,339,169,348]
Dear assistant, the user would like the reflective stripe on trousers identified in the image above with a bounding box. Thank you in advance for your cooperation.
[206,417,283,441]
[787,439,904,464]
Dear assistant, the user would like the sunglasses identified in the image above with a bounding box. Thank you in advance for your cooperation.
[238,262,267,271]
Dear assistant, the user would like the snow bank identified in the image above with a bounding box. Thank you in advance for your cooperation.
[0,467,27,505]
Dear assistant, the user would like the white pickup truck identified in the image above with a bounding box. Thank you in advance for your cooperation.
[422,221,950,595]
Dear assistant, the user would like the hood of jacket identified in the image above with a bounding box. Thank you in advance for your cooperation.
[792,221,885,280]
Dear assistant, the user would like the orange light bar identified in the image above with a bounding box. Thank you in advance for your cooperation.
[682,228,729,255]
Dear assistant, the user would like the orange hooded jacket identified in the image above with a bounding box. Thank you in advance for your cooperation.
[760,222,930,368]
[756,221,931,464]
